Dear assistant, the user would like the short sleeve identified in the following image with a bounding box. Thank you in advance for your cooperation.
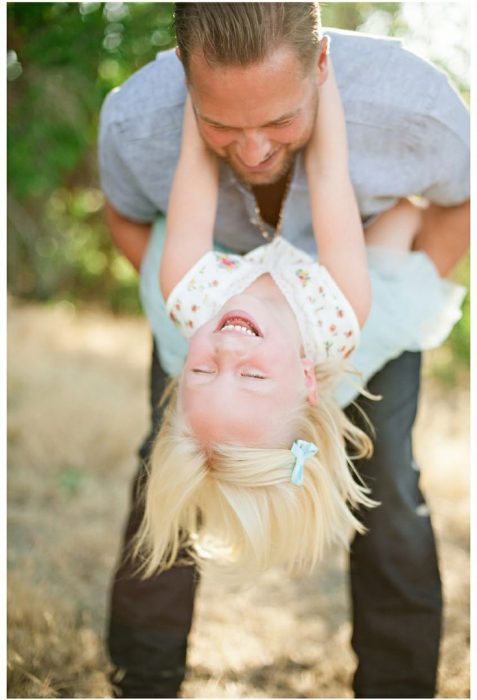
[98,90,159,222]
[312,266,361,360]
[280,262,361,364]
[417,75,470,205]
[165,250,254,339]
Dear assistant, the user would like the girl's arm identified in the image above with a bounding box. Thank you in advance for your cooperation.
[160,95,219,300]
[305,60,371,326]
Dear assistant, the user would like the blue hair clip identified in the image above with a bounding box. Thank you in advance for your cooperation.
[290,439,319,486]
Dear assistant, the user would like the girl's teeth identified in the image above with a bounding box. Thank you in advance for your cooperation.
[221,324,256,336]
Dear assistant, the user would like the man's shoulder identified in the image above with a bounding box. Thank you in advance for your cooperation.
[327,27,455,117]
[100,48,185,132]
[326,26,403,53]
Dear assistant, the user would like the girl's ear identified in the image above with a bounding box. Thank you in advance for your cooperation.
[302,358,318,406]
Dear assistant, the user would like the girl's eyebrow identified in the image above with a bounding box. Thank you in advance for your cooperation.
[196,109,300,129]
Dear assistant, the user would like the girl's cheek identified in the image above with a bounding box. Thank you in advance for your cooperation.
[188,330,211,362]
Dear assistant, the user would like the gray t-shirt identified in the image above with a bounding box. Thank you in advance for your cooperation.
[98,28,469,257]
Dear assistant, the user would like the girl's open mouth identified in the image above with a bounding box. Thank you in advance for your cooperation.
[216,310,262,337]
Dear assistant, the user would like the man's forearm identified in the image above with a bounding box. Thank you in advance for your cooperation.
[105,200,152,272]
[412,199,470,276]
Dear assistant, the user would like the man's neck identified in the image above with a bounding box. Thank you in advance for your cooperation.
[251,168,293,228]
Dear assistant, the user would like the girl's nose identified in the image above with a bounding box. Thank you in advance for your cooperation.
[214,332,251,360]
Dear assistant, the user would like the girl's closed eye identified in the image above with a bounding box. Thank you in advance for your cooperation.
[240,370,266,379]
[191,368,266,379]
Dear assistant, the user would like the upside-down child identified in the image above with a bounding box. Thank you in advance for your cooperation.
[135,59,465,581]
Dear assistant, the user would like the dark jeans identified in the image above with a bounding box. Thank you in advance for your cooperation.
[346,352,442,697]
[107,341,442,698]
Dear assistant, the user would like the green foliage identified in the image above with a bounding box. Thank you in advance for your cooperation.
[322,2,402,31]
[8,2,175,308]
[7,3,470,380]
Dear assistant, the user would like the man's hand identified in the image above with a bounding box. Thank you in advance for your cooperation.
[412,199,470,276]
[104,201,152,272]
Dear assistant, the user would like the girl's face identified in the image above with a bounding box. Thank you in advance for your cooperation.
[179,290,317,447]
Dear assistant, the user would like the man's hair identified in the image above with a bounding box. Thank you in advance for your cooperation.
[173,2,322,77]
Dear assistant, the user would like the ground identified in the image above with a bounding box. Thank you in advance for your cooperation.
[7,299,470,698]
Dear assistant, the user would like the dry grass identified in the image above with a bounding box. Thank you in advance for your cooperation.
[7,298,469,698]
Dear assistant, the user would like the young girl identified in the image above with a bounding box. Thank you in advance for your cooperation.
[135,63,465,582]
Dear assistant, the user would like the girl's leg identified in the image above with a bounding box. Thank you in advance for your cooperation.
[364,198,423,252]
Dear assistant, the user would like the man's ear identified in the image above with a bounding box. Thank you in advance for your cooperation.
[175,47,182,62]
[315,36,329,86]
[302,358,318,406]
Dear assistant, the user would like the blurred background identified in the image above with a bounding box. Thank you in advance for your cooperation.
[7,3,470,698]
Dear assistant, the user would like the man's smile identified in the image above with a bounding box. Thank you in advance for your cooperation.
[233,147,283,173]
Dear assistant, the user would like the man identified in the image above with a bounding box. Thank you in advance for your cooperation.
[99,4,470,697]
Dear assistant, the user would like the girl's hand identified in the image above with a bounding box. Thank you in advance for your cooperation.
[305,58,335,148]
[180,94,217,166]
[305,58,348,177]
[180,94,202,150]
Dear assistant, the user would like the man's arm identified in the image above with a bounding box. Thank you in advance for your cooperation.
[410,66,470,276]
[412,199,470,277]
[104,200,152,272]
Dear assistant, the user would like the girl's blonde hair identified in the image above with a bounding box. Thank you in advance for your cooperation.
[134,362,375,582]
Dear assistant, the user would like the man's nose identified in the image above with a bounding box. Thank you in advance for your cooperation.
[236,130,271,167]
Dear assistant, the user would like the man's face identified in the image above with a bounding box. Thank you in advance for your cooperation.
[186,44,321,186]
